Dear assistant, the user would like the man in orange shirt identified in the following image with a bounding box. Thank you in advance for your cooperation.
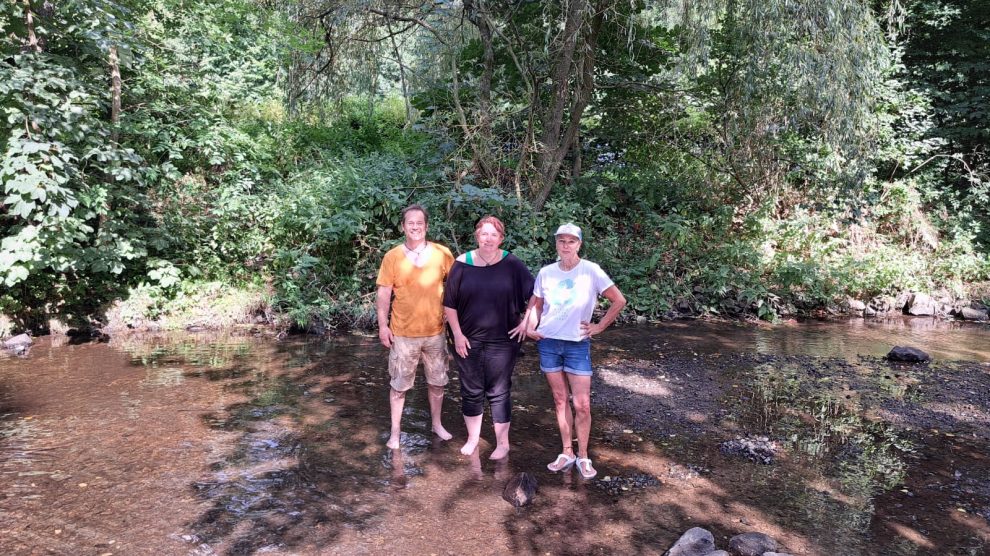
[376,204,455,449]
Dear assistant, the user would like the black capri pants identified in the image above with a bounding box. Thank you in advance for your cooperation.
[453,339,519,423]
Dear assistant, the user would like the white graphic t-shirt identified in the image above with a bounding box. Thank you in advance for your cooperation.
[533,259,614,342]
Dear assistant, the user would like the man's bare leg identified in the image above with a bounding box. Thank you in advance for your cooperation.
[387,387,406,449]
[461,413,483,455]
[427,384,452,440]
[490,421,510,460]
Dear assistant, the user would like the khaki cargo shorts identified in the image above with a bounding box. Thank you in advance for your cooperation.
[389,333,449,392]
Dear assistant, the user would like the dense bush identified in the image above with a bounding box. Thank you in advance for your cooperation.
[1,0,987,334]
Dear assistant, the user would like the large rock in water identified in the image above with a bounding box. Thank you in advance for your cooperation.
[887,346,931,362]
[665,527,716,556]
[3,333,32,348]
[2,333,32,355]
[728,532,778,556]
[907,293,937,316]
[961,307,989,321]
[502,472,537,507]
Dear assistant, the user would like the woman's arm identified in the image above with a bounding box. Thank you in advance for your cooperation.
[509,295,542,342]
[525,296,545,340]
[580,285,627,339]
[444,307,471,357]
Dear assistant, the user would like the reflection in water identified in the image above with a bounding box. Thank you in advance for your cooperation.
[0,322,988,555]
[607,317,990,362]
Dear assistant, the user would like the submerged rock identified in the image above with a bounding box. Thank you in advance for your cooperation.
[502,472,537,507]
[2,333,32,355]
[719,436,778,465]
[665,527,716,556]
[595,473,661,495]
[886,346,931,363]
[3,333,31,347]
[728,532,778,556]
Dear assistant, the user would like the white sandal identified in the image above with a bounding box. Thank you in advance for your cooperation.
[576,457,597,479]
[547,453,576,472]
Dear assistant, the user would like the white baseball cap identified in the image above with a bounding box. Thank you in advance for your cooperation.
[554,223,582,240]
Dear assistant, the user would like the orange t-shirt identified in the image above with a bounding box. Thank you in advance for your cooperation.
[376,243,454,337]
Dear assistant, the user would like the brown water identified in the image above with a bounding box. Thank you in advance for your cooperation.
[1,319,988,555]
[606,317,990,362]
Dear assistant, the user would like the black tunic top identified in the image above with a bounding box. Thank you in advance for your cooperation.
[442,254,535,343]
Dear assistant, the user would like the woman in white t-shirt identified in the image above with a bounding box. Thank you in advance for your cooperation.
[523,223,626,479]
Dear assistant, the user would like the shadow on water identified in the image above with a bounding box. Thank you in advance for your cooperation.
[2,320,988,555]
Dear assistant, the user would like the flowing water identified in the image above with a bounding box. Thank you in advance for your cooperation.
[1,318,988,555]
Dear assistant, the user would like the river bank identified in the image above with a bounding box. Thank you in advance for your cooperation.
[2,279,989,344]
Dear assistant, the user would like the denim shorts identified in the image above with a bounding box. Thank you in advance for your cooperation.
[537,338,593,376]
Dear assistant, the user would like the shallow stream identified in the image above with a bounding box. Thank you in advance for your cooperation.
[1,317,988,555]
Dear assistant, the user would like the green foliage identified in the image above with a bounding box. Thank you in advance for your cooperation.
[1,4,153,328]
[1,0,988,332]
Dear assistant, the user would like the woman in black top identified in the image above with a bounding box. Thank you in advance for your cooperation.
[443,216,534,460]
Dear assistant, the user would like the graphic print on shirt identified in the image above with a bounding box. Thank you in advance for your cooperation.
[542,275,590,328]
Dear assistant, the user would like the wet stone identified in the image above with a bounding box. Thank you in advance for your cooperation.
[380,451,424,480]
[907,293,937,316]
[595,473,661,495]
[719,436,778,465]
[389,432,431,453]
[665,527,716,556]
[665,463,710,480]
[502,472,538,507]
[3,333,32,347]
[961,307,989,321]
[728,532,778,556]
[2,333,32,355]
[886,346,931,363]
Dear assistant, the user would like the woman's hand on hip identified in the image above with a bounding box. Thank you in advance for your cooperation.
[526,328,544,341]
[580,321,604,339]
[508,321,528,342]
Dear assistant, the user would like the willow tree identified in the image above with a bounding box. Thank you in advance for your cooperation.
[282,0,894,214]
[654,0,892,214]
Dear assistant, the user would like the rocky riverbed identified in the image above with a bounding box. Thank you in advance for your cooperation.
[2,325,989,555]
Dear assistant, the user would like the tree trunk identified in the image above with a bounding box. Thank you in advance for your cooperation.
[570,130,582,184]
[533,1,604,210]
[24,0,40,52]
[386,20,413,127]
[464,0,495,181]
[109,45,122,142]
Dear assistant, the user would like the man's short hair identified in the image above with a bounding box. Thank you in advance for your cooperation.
[401,204,429,224]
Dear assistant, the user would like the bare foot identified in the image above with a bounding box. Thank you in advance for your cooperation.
[489,444,510,460]
[432,424,452,441]
[467,447,483,480]
[460,439,479,455]
[493,456,511,481]
[386,434,401,450]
